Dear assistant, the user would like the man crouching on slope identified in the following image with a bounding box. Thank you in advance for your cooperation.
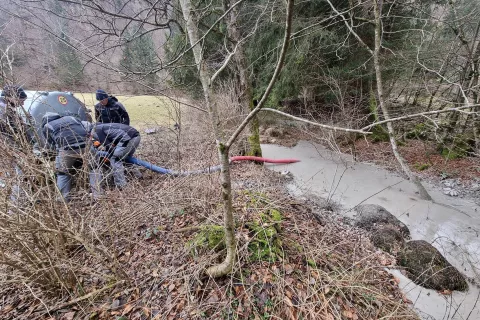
[90,122,142,192]
[42,113,97,202]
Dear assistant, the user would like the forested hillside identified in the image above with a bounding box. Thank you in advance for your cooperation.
[1,0,478,158]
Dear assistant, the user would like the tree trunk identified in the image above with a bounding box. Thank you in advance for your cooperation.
[469,41,480,153]
[226,1,262,157]
[179,0,235,277]
[372,0,432,200]
[205,145,235,277]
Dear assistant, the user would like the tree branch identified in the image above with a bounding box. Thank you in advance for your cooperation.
[210,48,236,85]
[361,105,480,131]
[261,108,370,134]
[38,280,125,316]
[225,0,295,148]
[325,0,373,55]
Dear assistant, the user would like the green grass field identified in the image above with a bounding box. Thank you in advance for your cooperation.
[74,93,178,129]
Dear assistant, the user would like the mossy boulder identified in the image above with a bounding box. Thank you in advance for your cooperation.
[355,204,410,238]
[188,225,225,254]
[398,240,468,291]
[370,226,405,254]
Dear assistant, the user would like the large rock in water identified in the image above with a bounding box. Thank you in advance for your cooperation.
[265,127,283,138]
[354,204,410,237]
[370,226,405,254]
[398,240,468,291]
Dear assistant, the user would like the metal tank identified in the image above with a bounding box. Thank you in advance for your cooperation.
[19,91,92,148]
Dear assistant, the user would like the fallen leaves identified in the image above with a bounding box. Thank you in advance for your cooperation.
[342,310,359,320]
[60,311,75,320]
[0,165,419,320]
[325,313,335,320]
[122,304,135,316]
[284,296,294,307]
[233,285,245,297]
[1,305,14,314]
[285,264,294,275]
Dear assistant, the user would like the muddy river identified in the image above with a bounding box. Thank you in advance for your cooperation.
[263,141,480,320]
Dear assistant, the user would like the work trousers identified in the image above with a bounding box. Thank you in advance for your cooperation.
[55,148,97,201]
[110,136,141,188]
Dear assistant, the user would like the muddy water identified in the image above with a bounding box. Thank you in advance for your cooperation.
[262,141,480,320]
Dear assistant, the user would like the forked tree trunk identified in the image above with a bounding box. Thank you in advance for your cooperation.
[180,0,294,277]
[373,0,432,200]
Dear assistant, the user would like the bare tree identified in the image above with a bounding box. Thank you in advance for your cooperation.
[325,0,433,200]
[225,0,262,156]
[177,0,291,277]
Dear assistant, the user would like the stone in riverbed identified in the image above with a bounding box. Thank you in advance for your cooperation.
[370,226,405,254]
[398,240,468,291]
[354,204,410,238]
[265,127,283,138]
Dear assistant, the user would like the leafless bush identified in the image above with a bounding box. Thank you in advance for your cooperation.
[214,81,252,155]
[0,137,139,292]
[0,95,221,295]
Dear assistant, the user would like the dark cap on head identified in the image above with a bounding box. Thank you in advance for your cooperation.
[1,85,27,99]
[96,89,109,101]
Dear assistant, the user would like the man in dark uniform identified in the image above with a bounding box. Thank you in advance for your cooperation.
[42,113,98,201]
[0,85,32,145]
[0,85,34,208]
[91,123,141,190]
[94,89,130,125]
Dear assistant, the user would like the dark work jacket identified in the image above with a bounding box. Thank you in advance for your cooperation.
[94,96,130,125]
[93,123,139,150]
[43,116,89,150]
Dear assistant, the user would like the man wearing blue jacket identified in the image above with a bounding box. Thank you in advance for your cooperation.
[42,113,98,201]
[94,89,130,125]
[91,123,141,189]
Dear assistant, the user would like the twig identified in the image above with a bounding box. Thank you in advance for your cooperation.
[37,280,125,316]
[173,226,203,233]
[345,180,403,214]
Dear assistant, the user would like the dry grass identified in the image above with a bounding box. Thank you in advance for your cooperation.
[73,93,179,129]
[0,95,418,320]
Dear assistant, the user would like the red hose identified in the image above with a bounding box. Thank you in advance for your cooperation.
[230,156,300,164]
